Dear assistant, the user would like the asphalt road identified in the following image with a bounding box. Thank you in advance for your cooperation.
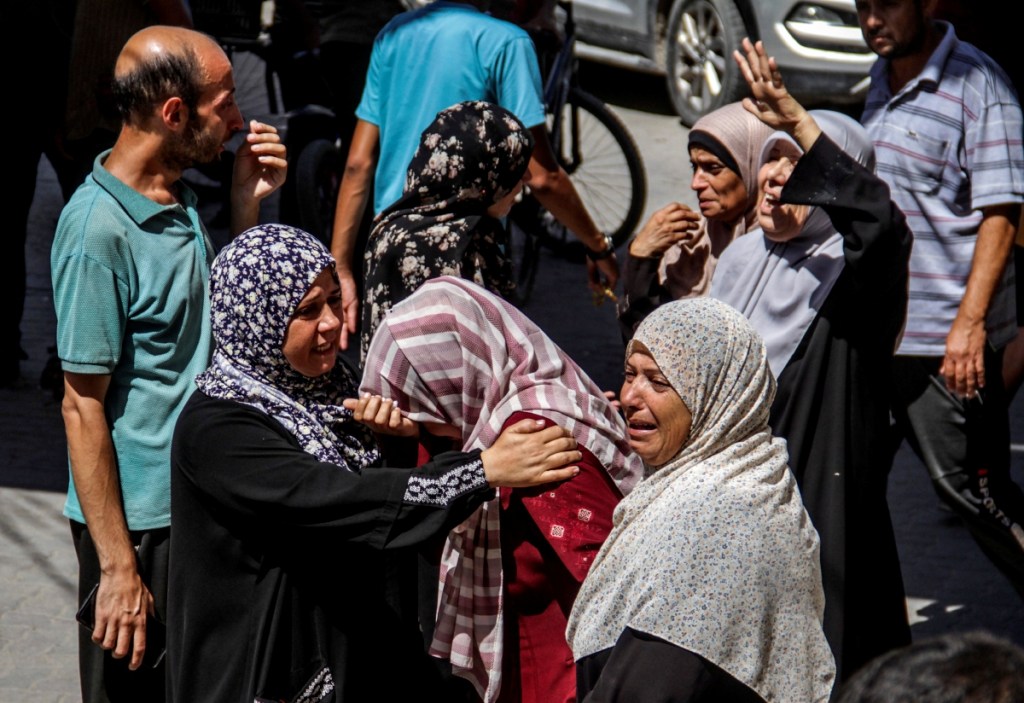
[1,56,1021,701]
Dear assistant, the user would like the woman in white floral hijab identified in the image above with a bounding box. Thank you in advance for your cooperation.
[567,297,835,702]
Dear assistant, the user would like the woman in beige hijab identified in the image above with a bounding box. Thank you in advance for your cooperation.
[616,102,774,338]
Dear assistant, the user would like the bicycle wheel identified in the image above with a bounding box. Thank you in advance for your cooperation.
[294,138,343,248]
[554,88,647,249]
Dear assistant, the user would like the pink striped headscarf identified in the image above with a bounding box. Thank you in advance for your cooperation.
[360,276,642,702]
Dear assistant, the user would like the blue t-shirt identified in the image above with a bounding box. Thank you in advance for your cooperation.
[51,151,214,530]
[357,1,547,214]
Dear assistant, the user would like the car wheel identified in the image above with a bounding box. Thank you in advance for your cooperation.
[665,0,748,126]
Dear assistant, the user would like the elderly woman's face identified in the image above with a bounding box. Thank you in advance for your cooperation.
[620,351,692,467]
[689,146,748,222]
[757,139,810,242]
[282,267,342,377]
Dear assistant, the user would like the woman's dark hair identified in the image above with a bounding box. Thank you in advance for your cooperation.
[835,630,1024,703]
[111,46,203,123]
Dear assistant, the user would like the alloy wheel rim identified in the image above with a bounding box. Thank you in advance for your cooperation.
[672,2,727,113]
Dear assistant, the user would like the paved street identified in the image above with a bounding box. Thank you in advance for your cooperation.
[2,57,1022,701]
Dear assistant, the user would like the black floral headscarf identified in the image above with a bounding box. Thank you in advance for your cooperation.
[360,100,535,363]
[195,224,379,470]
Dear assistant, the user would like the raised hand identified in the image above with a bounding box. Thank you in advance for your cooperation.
[733,38,820,149]
[230,120,288,234]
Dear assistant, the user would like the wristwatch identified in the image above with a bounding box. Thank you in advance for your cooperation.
[586,234,615,261]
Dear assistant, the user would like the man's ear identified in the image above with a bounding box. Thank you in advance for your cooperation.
[161,96,187,132]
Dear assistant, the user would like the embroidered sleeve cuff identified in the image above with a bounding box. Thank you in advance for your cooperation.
[402,457,488,507]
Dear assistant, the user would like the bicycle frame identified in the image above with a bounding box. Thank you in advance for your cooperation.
[544,1,583,175]
[507,0,648,303]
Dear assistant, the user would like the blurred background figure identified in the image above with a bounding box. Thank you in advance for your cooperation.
[6,0,191,389]
[834,630,1024,703]
[329,0,618,356]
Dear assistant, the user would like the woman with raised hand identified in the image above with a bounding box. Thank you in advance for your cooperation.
[616,101,775,338]
[166,225,580,703]
[710,38,914,680]
[353,276,644,703]
[359,100,534,363]
[568,297,835,703]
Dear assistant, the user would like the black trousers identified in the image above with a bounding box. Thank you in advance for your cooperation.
[71,521,169,703]
[890,350,1024,596]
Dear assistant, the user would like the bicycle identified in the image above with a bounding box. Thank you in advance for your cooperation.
[507,0,648,306]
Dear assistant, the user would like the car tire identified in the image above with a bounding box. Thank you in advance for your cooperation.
[665,0,748,126]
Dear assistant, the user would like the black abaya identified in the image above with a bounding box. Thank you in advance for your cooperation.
[767,136,913,681]
[167,392,494,703]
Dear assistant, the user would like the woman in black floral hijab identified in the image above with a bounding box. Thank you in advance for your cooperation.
[360,100,535,363]
[195,223,380,469]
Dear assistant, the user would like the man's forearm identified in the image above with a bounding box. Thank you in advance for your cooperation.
[957,205,1020,326]
[331,120,380,274]
[62,376,135,574]
[529,168,608,252]
[525,126,609,254]
[330,164,373,275]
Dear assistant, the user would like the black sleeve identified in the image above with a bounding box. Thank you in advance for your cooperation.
[172,394,494,551]
[616,253,669,343]
[578,628,765,703]
[782,132,912,309]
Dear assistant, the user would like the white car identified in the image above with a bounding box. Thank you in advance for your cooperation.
[572,0,875,125]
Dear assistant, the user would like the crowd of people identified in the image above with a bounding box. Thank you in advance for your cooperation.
[40,0,1024,702]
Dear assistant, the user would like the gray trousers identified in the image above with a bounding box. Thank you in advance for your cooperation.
[890,349,1024,596]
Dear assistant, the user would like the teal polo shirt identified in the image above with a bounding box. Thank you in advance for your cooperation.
[52,150,214,530]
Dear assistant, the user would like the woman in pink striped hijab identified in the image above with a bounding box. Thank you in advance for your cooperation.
[358,276,643,703]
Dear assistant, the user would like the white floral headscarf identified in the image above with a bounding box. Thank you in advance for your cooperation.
[567,297,836,702]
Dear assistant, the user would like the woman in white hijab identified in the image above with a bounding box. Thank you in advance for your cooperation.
[710,39,914,681]
[567,296,835,702]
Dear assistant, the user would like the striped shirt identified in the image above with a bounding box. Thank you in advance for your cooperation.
[862,21,1024,356]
